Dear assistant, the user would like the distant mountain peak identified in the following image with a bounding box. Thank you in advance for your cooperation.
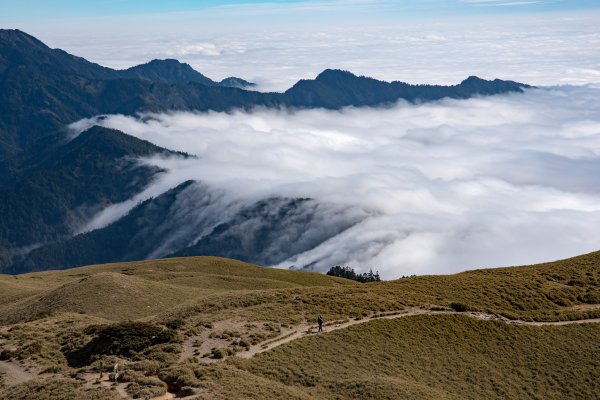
[315,69,357,81]
[123,60,257,88]
[149,58,185,64]
[219,77,256,89]
[138,58,195,70]
[461,75,486,84]
[0,28,56,60]
[0,29,45,45]
[458,75,531,92]
[122,59,215,86]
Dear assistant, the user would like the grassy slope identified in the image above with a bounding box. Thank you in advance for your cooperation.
[1,252,599,399]
[229,315,600,400]
[388,249,600,320]
[164,251,600,327]
[0,378,115,400]
[0,257,355,324]
[2,251,598,325]
[0,272,204,322]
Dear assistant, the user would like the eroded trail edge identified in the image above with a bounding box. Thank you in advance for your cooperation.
[233,307,600,359]
[2,308,599,400]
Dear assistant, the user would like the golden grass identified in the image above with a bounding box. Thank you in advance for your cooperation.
[0,278,45,304]
[0,251,599,399]
[0,378,116,400]
[194,363,316,400]
[3,251,598,326]
[162,249,600,328]
[387,249,600,321]
[0,272,203,323]
[10,256,354,288]
[0,257,354,324]
[226,315,600,400]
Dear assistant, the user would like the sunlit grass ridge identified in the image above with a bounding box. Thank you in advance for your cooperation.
[0,252,599,399]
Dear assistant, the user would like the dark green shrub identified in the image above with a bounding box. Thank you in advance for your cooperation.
[450,302,469,312]
[158,365,203,396]
[211,348,227,359]
[165,319,185,330]
[126,382,166,399]
[0,349,13,360]
[64,322,178,367]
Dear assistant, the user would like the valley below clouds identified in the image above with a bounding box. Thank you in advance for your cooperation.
[72,85,600,278]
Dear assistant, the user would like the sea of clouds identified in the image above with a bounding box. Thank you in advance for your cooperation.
[32,7,600,90]
[70,84,600,278]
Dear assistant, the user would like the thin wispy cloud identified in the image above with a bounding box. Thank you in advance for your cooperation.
[463,0,541,6]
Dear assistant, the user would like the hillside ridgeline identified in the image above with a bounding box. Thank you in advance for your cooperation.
[0,252,598,399]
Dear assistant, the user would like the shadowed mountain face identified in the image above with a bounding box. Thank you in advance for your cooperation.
[0,126,181,269]
[0,29,533,273]
[9,181,369,273]
[171,195,369,266]
[283,69,529,108]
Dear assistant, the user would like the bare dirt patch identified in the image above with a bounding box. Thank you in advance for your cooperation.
[181,319,281,363]
[0,360,35,385]
[561,303,600,312]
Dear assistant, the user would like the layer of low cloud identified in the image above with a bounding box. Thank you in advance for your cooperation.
[25,9,600,91]
[72,85,600,278]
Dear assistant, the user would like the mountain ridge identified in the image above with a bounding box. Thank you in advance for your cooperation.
[0,28,534,274]
[0,28,531,160]
[0,29,254,86]
[0,126,183,269]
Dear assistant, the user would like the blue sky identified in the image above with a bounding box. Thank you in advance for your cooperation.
[2,0,600,21]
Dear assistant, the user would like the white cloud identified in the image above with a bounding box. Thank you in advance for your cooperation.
[71,85,600,278]
[27,9,600,90]
[165,42,221,57]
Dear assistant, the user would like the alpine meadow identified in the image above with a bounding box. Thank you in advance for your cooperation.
[1,1,599,399]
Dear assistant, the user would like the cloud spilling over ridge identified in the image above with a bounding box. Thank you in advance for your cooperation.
[72,85,600,278]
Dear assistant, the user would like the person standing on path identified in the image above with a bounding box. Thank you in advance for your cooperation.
[317,315,324,332]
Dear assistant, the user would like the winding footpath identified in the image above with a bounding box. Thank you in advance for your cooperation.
[2,308,599,400]
[235,307,600,359]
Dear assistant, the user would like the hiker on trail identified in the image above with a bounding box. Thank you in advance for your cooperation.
[317,315,324,332]
[112,363,119,382]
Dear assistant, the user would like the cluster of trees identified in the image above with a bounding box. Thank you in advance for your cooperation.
[326,265,381,283]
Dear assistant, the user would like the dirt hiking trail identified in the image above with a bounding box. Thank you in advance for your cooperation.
[2,307,598,399]
[235,307,600,358]
[0,360,35,385]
